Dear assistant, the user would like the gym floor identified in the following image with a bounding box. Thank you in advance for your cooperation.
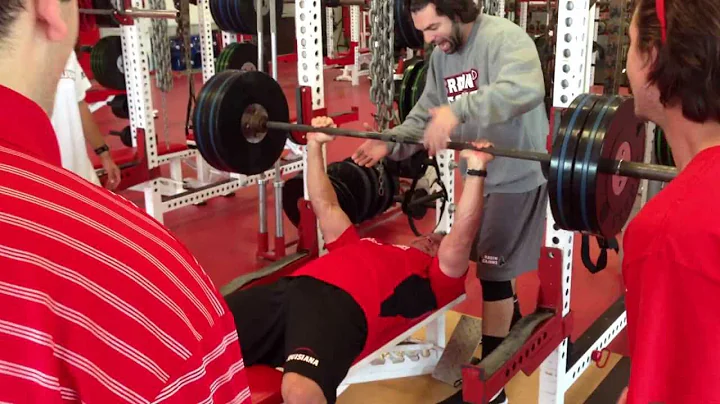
[91,62,628,403]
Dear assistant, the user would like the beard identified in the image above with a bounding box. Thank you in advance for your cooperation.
[438,22,465,54]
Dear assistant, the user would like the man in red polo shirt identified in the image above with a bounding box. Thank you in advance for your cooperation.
[0,1,250,402]
[619,0,720,402]
[224,117,494,404]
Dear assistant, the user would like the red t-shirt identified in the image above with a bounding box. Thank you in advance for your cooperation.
[291,227,466,352]
[622,146,720,404]
[0,85,250,403]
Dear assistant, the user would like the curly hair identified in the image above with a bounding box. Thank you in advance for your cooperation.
[409,0,480,23]
[634,0,720,123]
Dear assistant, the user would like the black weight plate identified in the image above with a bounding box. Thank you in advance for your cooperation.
[93,36,126,90]
[381,164,398,212]
[215,42,235,72]
[208,71,241,173]
[212,71,288,175]
[588,97,645,239]
[395,0,423,49]
[327,162,365,221]
[571,96,622,233]
[92,0,120,27]
[193,70,238,171]
[110,95,129,119]
[336,160,373,222]
[399,59,424,121]
[349,158,381,220]
[329,175,360,224]
[225,42,269,73]
[282,173,305,227]
[235,0,284,35]
[119,126,133,148]
[394,0,413,49]
[210,0,235,33]
[411,63,428,107]
[548,93,602,231]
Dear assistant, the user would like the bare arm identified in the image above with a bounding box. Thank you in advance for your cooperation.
[78,101,107,151]
[306,139,352,244]
[437,143,493,278]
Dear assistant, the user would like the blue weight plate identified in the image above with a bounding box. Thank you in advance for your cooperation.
[215,71,289,175]
[235,0,284,35]
[548,93,602,231]
[588,97,645,239]
[193,70,235,171]
[208,71,241,173]
[209,0,230,32]
[571,95,621,233]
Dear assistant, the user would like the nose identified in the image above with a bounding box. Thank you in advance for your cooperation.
[424,32,434,44]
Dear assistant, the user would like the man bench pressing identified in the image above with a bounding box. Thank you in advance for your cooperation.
[224,116,494,404]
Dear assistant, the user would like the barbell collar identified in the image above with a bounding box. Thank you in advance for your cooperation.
[79,8,178,19]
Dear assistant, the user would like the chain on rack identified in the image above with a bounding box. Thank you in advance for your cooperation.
[368,0,394,196]
[173,0,196,139]
[148,0,174,148]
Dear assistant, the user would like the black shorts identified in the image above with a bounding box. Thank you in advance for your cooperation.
[224,276,368,403]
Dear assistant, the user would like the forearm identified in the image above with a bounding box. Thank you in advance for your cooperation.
[307,141,341,212]
[79,101,107,150]
[438,176,485,276]
[385,100,430,161]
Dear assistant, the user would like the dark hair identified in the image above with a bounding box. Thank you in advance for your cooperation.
[635,0,720,123]
[0,0,24,41]
[409,0,479,24]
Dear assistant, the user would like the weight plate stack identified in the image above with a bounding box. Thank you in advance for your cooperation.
[216,42,269,73]
[194,71,239,171]
[328,160,374,224]
[91,36,126,90]
[329,174,360,224]
[548,94,602,231]
[394,0,423,49]
[210,0,284,35]
[588,97,644,238]
[399,59,424,121]
[571,95,622,233]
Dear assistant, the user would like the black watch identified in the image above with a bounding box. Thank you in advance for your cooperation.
[94,144,110,156]
[466,168,487,177]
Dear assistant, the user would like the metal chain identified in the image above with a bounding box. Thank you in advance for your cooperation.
[148,0,173,93]
[368,0,394,196]
[148,0,174,148]
[174,0,196,138]
[368,0,394,132]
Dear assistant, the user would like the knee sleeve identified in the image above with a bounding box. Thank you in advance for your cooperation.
[480,279,514,302]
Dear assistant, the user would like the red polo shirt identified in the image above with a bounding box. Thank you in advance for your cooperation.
[0,85,250,403]
[292,226,466,357]
[622,146,720,404]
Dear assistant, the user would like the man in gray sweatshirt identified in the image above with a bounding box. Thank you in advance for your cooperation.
[352,1,549,402]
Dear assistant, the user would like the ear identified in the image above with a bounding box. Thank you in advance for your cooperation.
[35,0,69,42]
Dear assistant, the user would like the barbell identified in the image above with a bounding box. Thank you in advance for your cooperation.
[192,70,678,239]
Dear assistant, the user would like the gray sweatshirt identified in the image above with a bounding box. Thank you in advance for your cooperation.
[386,14,549,194]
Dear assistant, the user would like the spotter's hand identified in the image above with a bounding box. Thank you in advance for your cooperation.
[424,105,459,156]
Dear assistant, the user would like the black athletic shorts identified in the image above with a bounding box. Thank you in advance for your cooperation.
[224,276,368,403]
